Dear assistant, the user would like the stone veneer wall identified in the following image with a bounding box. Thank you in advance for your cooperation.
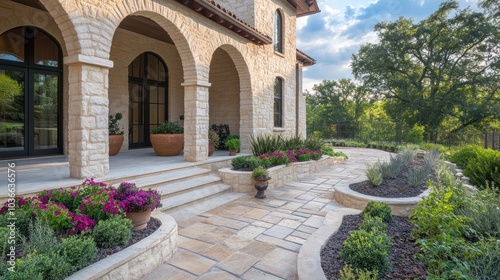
[0,0,307,178]
[219,156,344,193]
[209,48,240,135]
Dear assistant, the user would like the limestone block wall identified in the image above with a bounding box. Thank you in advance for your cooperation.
[209,48,240,135]
[109,28,184,151]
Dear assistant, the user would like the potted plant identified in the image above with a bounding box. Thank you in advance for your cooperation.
[109,113,124,156]
[114,182,162,230]
[252,166,271,199]
[150,121,184,156]
[225,138,241,156]
[208,128,220,157]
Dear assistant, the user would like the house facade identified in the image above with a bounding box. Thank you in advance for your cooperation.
[0,0,318,178]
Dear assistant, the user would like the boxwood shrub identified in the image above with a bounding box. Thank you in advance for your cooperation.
[91,216,132,248]
[361,201,393,222]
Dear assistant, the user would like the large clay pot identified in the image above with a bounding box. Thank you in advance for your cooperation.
[109,134,124,156]
[208,141,215,156]
[229,149,237,156]
[125,209,151,230]
[150,134,184,156]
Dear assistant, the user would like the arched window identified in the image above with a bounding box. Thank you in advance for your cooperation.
[274,11,283,53]
[128,52,168,147]
[0,26,62,158]
[274,77,283,127]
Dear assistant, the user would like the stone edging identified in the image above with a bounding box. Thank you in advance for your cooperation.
[334,184,430,216]
[297,208,361,280]
[66,211,178,280]
[218,156,345,193]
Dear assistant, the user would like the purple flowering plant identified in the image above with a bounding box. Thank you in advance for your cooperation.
[34,201,74,232]
[79,188,121,221]
[114,182,162,212]
[71,214,96,234]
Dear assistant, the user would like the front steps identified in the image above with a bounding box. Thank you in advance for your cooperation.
[120,167,235,212]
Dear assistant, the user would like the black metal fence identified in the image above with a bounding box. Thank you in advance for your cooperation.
[307,121,500,150]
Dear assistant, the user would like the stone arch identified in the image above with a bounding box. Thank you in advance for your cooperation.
[208,44,253,152]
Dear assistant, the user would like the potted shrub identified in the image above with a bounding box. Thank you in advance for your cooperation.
[225,138,241,156]
[208,128,220,157]
[109,113,124,156]
[114,182,162,230]
[150,121,184,156]
[252,166,271,199]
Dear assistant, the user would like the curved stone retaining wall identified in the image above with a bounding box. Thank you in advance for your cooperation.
[66,211,178,280]
[219,156,345,193]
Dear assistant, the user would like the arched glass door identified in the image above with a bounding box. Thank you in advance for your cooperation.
[0,27,62,158]
[128,52,168,147]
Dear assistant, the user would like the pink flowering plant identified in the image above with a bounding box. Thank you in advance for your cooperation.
[70,214,96,234]
[208,129,220,148]
[34,201,74,232]
[79,188,121,221]
[259,151,290,166]
[114,182,162,213]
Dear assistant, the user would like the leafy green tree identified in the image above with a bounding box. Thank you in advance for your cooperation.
[0,72,22,121]
[352,1,500,139]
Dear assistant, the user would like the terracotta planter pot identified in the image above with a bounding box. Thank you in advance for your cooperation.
[208,141,215,156]
[150,134,184,156]
[229,149,237,156]
[125,209,151,230]
[109,134,124,156]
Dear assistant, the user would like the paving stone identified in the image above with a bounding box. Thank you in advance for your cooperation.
[223,235,253,251]
[179,222,218,239]
[200,244,233,262]
[303,215,324,228]
[203,216,249,230]
[263,225,294,239]
[301,201,326,211]
[265,199,288,207]
[178,236,214,252]
[285,235,306,244]
[242,268,284,280]
[291,211,311,218]
[296,225,317,234]
[243,208,270,219]
[277,219,302,229]
[197,269,239,280]
[290,230,311,239]
[168,249,216,276]
[217,205,254,219]
[254,248,298,279]
[236,225,267,239]
[251,221,274,228]
[279,202,303,211]
[217,252,259,276]
[240,240,276,258]
[143,264,197,280]
[255,235,301,252]
[197,227,237,244]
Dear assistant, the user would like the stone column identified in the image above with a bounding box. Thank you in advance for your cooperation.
[182,81,211,162]
[64,54,114,178]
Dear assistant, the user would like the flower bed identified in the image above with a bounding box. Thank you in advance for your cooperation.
[0,179,163,280]
[219,156,344,193]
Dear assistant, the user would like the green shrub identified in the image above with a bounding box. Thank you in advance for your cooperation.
[405,124,424,144]
[0,207,32,237]
[339,265,378,280]
[150,121,183,134]
[58,235,97,270]
[340,230,391,275]
[231,156,261,171]
[406,164,432,187]
[92,216,132,248]
[282,136,304,150]
[457,188,500,240]
[13,251,73,280]
[362,201,393,222]
[250,134,284,156]
[468,238,500,280]
[450,145,482,170]
[360,216,386,233]
[465,149,500,191]
[366,162,383,187]
[304,136,324,151]
[225,138,241,150]
[22,219,59,255]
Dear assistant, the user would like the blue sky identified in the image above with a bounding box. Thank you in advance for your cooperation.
[296,0,480,92]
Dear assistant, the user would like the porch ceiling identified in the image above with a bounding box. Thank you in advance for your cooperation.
[118,16,175,45]
[9,0,46,11]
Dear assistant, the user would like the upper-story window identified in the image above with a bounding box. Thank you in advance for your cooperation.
[274,10,283,53]
[274,77,283,127]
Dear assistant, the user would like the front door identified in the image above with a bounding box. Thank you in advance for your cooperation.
[0,27,62,158]
[128,52,168,148]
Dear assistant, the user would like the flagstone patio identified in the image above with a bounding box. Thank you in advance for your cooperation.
[144,148,393,279]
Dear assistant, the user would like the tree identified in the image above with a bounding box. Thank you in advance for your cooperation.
[352,1,500,139]
[0,72,22,121]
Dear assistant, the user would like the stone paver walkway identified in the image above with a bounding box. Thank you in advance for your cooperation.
[144,148,392,280]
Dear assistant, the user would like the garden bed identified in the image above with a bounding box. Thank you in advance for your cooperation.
[219,156,344,193]
[320,214,426,279]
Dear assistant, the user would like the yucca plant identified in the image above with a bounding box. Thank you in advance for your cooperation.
[282,136,305,150]
[304,136,324,151]
[249,134,284,156]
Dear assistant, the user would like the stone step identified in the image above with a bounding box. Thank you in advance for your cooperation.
[155,174,222,198]
[112,167,211,189]
[160,183,232,212]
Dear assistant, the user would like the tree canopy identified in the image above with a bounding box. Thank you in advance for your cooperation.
[351,0,500,136]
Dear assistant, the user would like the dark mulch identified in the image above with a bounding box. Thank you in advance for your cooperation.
[94,217,161,263]
[321,215,426,279]
[349,158,435,198]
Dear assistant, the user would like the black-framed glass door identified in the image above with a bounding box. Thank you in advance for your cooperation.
[128,52,168,148]
[0,27,62,158]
